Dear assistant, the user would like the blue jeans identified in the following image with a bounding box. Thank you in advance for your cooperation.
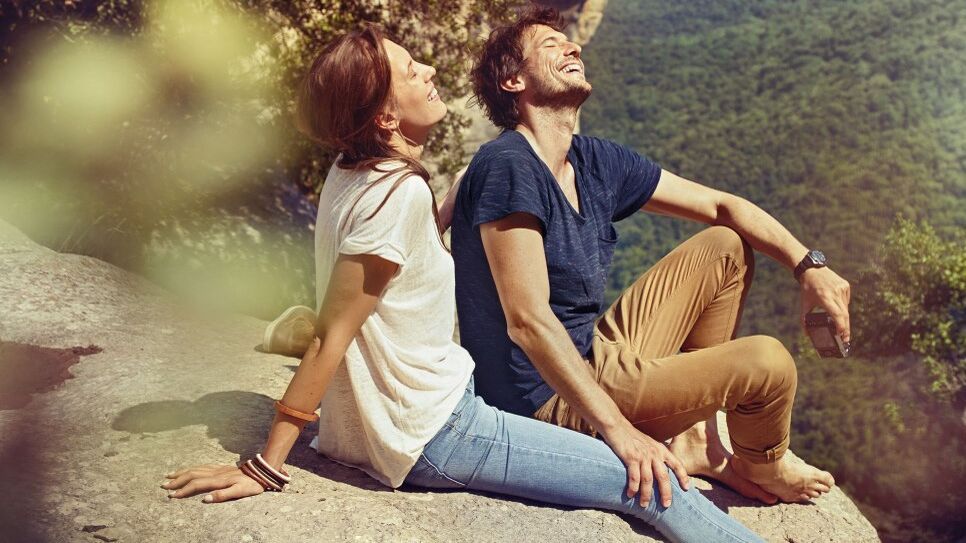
[405,379,764,543]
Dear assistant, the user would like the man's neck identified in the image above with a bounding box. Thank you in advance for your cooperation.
[515,106,578,179]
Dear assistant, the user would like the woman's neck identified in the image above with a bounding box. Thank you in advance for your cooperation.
[388,129,426,162]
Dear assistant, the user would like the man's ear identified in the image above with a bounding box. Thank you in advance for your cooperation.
[499,73,525,94]
[375,112,399,131]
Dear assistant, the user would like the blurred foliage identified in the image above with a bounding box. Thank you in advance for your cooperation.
[582,1,966,541]
[0,0,523,318]
[793,339,966,543]
[855,218,965,404]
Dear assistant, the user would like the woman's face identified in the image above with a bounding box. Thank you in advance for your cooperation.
[383,39,447,139]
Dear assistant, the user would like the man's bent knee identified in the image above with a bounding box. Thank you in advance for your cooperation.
[740,335,797,392]
[694,226,754,269]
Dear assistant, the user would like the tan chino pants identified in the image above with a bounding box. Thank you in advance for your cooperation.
[534,226,795,464]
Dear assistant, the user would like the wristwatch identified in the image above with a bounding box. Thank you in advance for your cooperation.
[794,250,827,281]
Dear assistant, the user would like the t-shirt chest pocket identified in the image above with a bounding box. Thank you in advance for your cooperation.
[544,230,593,301]
[596,221,618,272]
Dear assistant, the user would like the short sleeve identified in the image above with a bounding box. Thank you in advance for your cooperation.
[584,137,662,222]
[468,150,551,231]
[339,174,433,266]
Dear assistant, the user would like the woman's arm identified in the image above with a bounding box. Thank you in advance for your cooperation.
[261,253,398,470]
[437,165,468,233]
[163,253,398,503]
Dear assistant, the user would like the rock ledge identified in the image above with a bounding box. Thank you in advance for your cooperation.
[0,220,879,542]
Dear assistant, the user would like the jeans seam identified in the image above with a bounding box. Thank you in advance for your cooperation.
[453,431,625,471]
[417,453,467,487]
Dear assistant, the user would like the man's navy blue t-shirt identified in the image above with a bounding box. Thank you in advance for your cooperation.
[452,130,662,416]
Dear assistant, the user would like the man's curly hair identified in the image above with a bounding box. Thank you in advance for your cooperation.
[471,7,565,131]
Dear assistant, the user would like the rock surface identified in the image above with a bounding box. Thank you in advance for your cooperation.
[0,219,879,543]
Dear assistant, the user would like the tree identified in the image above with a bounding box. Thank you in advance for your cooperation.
[0,0,525,318]
[855,217,966,407]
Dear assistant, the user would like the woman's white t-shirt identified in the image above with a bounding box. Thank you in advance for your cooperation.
[309,162,474,488]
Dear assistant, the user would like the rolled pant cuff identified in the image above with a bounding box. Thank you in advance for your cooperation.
[731,441,787,464]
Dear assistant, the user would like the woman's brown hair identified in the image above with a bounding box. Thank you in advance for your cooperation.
[295,24,443,235]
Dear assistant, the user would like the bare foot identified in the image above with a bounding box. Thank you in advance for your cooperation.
[730,452,835,503]
[668,419,778,505]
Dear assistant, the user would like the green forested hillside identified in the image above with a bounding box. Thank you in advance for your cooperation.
[581,1,966,541]
[585,0,965,340]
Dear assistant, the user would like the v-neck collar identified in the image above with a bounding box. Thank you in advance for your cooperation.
[509,130,587,223]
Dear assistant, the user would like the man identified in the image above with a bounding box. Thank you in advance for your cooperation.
[450,7,847,508]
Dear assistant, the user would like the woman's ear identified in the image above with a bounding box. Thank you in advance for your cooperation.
[500,73,525,94]
[375,112,399,131]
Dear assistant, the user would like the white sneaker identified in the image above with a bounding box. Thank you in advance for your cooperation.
[262,305,316,356]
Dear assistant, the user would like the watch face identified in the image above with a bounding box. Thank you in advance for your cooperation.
[808,250,826,265]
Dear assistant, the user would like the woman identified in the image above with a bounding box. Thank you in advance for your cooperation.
[162,25,764,543]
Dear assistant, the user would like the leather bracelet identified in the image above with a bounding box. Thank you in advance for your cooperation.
[239,461,272,490]
[248,459,286,490]
[241,460,282,492]
[255,454,291,483]
[274,400,319,423]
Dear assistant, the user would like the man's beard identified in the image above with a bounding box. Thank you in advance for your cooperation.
[531,76,592,112]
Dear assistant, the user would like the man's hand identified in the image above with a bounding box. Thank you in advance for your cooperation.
[161,464,264,503]
[601,422,690,508]
[799,266,851,342]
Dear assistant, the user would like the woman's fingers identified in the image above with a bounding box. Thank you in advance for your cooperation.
[168,477,232,499]
[204,479,263,503]
[165,464,225,479]
[163,468,223,490]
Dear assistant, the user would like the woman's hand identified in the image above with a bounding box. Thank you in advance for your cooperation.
[162,464,264,503]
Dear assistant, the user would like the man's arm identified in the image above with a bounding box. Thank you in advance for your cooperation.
[480,213,689,508]
[644,170,852,341]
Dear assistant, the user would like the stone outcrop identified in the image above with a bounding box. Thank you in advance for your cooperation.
[0,220,879,542]
[537,0,609,45]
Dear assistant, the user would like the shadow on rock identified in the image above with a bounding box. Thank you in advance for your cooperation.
[112,391,276,459]
[111,392,388,492]
[0,341,102,410]
[0,415,54,542]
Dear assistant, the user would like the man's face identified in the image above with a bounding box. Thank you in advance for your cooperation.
[518,24,592,107]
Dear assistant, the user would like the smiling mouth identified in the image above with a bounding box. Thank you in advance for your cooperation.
[427,87,439,102]
[559,61,584,76]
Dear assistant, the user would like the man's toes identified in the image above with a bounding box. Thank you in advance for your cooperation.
[820,470,835,487]
[812,481,831,493]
